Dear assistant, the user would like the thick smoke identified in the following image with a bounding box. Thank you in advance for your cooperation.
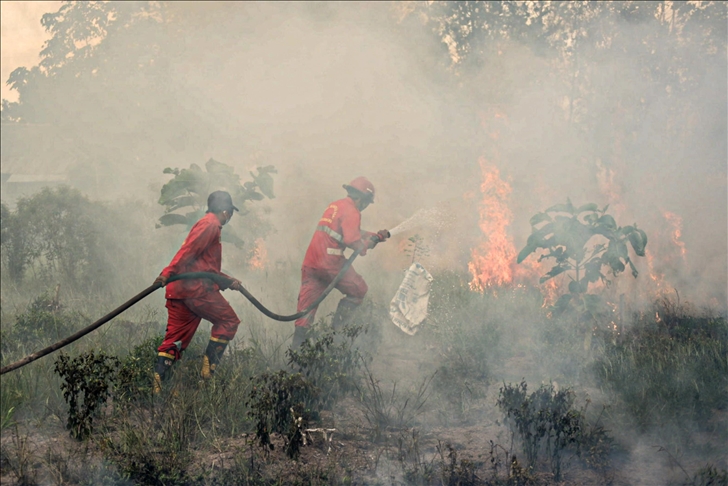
[4,2,723,308]
[1,2,726,483]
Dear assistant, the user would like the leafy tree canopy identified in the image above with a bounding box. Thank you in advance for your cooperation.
[518,198,647,318]
[157,159,276,249]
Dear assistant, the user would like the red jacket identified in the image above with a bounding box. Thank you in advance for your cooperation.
[302,197,372,271]
[161,212,231,299]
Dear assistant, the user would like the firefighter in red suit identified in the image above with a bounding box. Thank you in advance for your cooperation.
[152,191,244,391]
[291,177,389,349]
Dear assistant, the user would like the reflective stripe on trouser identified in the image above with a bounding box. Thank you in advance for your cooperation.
[294,265,368,328]
[158,292,240,359]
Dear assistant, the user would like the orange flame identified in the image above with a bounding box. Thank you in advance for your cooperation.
[468,158,517,290]
[248,238,268,270]
[468,108,567,304]
[641,210,688,299]
[662,211,687,261]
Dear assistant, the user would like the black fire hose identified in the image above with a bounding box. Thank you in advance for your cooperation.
[0,249,362,376]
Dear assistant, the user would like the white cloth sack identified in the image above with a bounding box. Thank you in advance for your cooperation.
[389,262,433,336]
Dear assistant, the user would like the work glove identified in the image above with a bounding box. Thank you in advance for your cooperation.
[153,275,168,287]
[367,229,390,250]
[228,279,243,292]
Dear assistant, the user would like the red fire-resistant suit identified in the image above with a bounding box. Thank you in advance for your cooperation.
[294,197,373,328]
[158,212,240,359]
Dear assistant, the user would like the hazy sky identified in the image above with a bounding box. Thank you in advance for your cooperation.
[0,1,60,102]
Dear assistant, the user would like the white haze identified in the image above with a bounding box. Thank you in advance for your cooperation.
[4,2,722,308]
[1,3,726,481]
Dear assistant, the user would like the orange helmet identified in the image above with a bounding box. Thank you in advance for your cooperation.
[343,176,375,203]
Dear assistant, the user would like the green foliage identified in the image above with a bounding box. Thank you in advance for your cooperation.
[157,159,276,249]
[497,381,612,480]
[3,1,171,123]
[0,186,120,289]
[0,201,35,282]
[1,291,88,358]
[593,300,728,432]
[54,351,120,440]
[518,199,646,319]
[685,464,728,486]
[115,335,164,402]
[158,160,275,223]
[286,323,367,412]
[246,370,315,459]
[245,324,371,459]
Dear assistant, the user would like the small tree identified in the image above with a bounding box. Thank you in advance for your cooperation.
[157,159,276,249]
[402,234,431,265]
[517,199,647,318]
[54,351,120,440]
[0,187,105,286]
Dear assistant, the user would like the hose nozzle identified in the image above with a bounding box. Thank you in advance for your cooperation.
[373,229,390,242]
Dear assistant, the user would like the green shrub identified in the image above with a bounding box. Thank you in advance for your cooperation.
[54,351,120,440]
[286,322,366,412]
[1,292,88,359]
[246,370,315,459]
[0,187,105,287]
[497,381,612,480]
[101,409,195,486]
[593,300,728,431]
[116,335,164,402]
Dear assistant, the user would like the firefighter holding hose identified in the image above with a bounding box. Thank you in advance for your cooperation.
[292,177,390,349]
[152,190,244,392]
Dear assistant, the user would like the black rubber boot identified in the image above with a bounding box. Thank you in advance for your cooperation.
[290,326,308,351]
[153,354,174,394]
[201,339,228,379]
[331,298,359,331]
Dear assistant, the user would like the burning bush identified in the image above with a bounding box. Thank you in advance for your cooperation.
[518,199,647,323]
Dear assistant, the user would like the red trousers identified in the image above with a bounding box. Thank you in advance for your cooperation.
[294,265,368,328]
[158,292,240,360]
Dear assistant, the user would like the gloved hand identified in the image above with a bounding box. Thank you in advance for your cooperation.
[228,279,243,291]
[153,275,168,287]
[367,229,390,250]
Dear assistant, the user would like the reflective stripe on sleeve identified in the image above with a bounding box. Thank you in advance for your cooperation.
[316,225,343,243]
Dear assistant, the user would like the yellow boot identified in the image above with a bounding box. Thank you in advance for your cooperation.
[153,353,174,394]
[201,338,228,380]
